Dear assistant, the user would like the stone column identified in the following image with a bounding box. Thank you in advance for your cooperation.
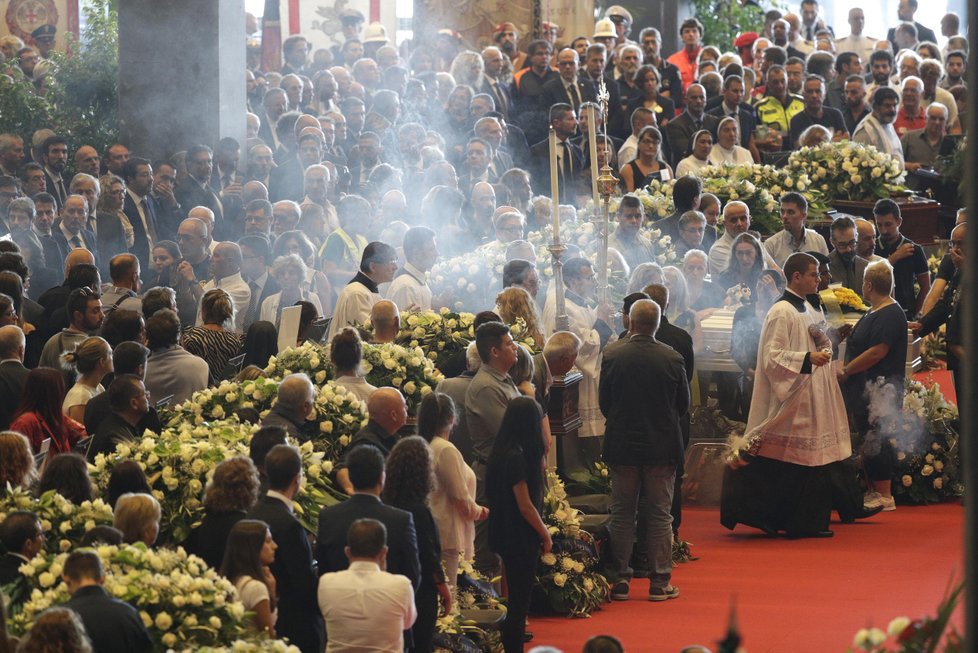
[118,0,246,159]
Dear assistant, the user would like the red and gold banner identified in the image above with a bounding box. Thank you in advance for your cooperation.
[1,0,78,53]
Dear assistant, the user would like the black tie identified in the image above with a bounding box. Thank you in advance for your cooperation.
[55,178,67,206]
[245,280,260,326]
[492,82,508,115]
[568,83,581,110]
[561,142,572,189]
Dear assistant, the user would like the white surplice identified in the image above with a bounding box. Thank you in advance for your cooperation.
[745,291,851,466]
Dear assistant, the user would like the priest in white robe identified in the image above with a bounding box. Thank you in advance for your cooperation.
[542,257,617,471]
[386,226,437,312]
[721,252,858,538]
[328,241,398,342]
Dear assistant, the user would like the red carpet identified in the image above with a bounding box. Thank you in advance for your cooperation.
[529,503,963,653]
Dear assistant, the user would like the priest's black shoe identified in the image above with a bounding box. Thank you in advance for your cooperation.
[840,504,884,524]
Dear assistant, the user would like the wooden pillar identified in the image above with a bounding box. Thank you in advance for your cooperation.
[118,0,246,159]
[547,371,585,475]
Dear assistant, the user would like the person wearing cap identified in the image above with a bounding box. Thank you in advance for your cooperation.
[637,28,683,102]
[604,5,635,48]
[30,24,56,59]
[493,22,525,72]
[734,32,760,67]
[667,17,704,93]
[362,22,389,60]
[592,18,617,57]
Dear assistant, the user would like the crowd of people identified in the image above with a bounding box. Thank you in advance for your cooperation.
[0,0,969,651]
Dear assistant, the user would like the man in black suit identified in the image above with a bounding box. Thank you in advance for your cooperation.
[541,49,596,114]
[122,157,162,272]
[0,511,44,609]
[40,135,69,209]
[246,445,325,653]
[52,194,100,269]
[316,444,421,587]
[887,0,937,49]
[62,550,153,653]
[480,46,514,122]
[600,299,689,602]
[528,104,584,203]
[238,234,280,330]
[0,325,29,430]
[665,84,719,168]
[706,75,758,153]
[580,43,627,138]
[175,144,224,230]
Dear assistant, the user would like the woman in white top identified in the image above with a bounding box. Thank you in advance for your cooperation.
[419,392,487,588]
[707,116,754,166]
[675,129,714,177]
[61,336,112,422]
[271,230,333,317]
[221,519,278,637]
[329,326,377,403]
[260,254,323,328]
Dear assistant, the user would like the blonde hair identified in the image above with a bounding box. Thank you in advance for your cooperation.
[113,493,161,544]
[863,259,895,296]
[495,286,544,348]
[61,336,111,375]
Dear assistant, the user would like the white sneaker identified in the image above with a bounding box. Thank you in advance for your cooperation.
[863,492,883,509]
[879,495,896,511]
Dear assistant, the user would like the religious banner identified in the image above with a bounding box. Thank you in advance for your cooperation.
[274,0,396,54]
[416,0,594,53]
[1,0,78,53]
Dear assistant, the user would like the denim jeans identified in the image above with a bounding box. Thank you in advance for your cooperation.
[609,463,676,589]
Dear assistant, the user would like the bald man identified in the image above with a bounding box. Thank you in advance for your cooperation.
[370,300,400,343]
[533,331,581,411]
[197,242,251,333]
[73,145,101,177]
[262,373,316,441]
[187,206,218,253]
[334,387,409,494]
[0,325,28,429]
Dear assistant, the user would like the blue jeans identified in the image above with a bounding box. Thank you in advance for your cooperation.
[609,464,676,589]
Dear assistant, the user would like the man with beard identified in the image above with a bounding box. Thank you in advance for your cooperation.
[614,44,643,101]
[493,22,525,75]
[827,216,868,291]
[841,75,871,135]
[259,88,289,151]
[854,217,884,263]
[866,50,894,96]
[852,87,903,165]
[175,144,225,229]
[247,144,275,189]
[122,158,162,271]
[787,75,848,148]
[637,28,682,102]
[40,135,69,209]
[512,40,559,143]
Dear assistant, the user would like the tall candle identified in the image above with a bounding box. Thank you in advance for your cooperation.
[587,108,599,207]
[549,126,560,244]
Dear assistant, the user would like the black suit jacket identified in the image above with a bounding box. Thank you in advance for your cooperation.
[0,360,29,430]
[315,493,421,590]
[540,76,597,113]
[599,334,690,467]
[268,157,305,203]
[52,227,100,271]
[247,494,325,653]
[174,178,224,225]
[94,210,128,277]
[64,586,153,653]
[122,192,161,271]
[707,102,758,150]
[528,137,585,203]
[480,77,514,120]
[43,169,67,209]
[580,73,628,138]
[887,23,937,50]
[665,112,720,167]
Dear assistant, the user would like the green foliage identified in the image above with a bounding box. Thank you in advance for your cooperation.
[44,0,120,154]
[688,0,772,50]
[0,0,119,155]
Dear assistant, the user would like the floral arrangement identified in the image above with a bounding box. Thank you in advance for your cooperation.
[848,582,962,652]
[396,309,476,370]
[832,286,869,312]
[435,556,504,652]
[0,488,114,556]
[166,377,280,425]
[10,543,252,650]
[89,420,344,540]
[920,325,948,370]
[308,382,368,461]
[536,468,609,617]
[788,141,906,202]
[361,342,444,413]
[695,164,789,234]
[430,247,509,312]
[872,379,963,504]
[264,340,332,382]
[725,283,752,309]
[174,642,301,653]
[563,461,611,496]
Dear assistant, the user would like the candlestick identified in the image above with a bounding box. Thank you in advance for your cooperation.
[587,108,600,209]
[548,126,561,244]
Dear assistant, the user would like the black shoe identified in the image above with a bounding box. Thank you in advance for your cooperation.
[786,529,834,539]
[524,631,534,642]
[840,504,884,524]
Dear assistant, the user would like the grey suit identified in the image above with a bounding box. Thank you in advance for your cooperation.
[828,251,869,292]
[144,345,209,405]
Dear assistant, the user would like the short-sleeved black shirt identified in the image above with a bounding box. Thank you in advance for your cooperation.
[486,446,542,556]
[876,235,928,317]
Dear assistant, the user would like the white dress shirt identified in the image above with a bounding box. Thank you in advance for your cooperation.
[762,228,829,268]
[318,560,417,653]
[199,271,252,334]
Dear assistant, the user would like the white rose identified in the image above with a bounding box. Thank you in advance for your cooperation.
[155,612,173,629]
[162,634,177,647]
[902,475,913,487]
[38,572,56,588]
[553,573,567,587]
[315,371,327,384]
[209,616,222,629]
[560,557,575,571]
[541,553,557,566]
[887,616,910,637]
[403,381,417,395]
